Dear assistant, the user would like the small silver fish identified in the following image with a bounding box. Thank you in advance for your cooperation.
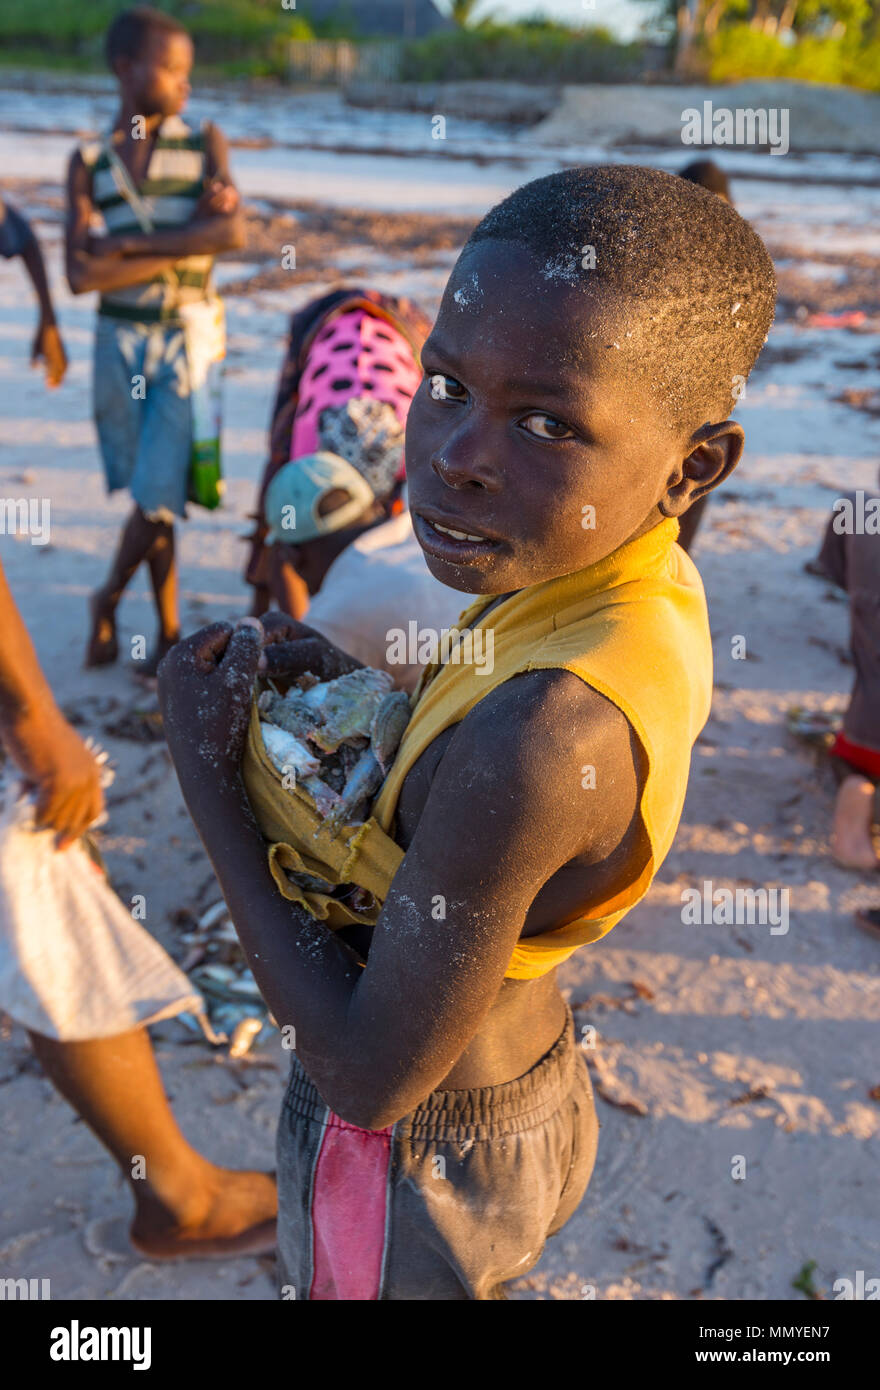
[259,689,318,742]
[198,900,230,931]
[260,724,322,781]
[370,690,411,774]
[307,668,394,752]
[300,774,343,821]
[325,747,384,834]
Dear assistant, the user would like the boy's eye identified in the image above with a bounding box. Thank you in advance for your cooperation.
[426,373,466,403]
[519,413,574,440]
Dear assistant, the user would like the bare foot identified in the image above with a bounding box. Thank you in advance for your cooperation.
[129,1168,277,1261]
[85,590,119,668]
[831,775,879,871]
[832,845,879,872]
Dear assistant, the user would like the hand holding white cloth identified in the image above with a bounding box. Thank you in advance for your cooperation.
[0,776,204,1040]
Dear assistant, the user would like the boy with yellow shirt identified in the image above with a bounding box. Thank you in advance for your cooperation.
[157,165,776,1299]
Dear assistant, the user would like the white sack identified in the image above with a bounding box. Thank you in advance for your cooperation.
[0,779,204,1040]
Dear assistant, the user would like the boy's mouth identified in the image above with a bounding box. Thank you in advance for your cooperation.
[413,510,503,564]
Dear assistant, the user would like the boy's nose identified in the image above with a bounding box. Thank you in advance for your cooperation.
[431,450,501,492]
[430,423,502,493]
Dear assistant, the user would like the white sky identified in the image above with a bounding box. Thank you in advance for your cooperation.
[437,0,663,42]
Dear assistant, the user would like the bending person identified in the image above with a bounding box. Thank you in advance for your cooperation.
[245,286,430,617]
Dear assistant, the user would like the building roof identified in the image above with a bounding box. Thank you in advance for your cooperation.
[302,0,452,39]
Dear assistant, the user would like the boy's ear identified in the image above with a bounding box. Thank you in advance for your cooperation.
[659,420,745,519]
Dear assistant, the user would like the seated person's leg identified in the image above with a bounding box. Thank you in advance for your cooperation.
[831,774,878,870]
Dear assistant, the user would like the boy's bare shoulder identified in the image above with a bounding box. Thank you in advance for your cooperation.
[429,667,643,864]
[455,665,638,765]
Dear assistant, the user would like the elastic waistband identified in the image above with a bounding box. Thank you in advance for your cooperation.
[98,303,183,325]
[285,1007,578,1143]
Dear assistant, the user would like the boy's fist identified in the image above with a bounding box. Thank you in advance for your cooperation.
[259,611,362,683]
[196,179,240,219]
[157,622,263,804]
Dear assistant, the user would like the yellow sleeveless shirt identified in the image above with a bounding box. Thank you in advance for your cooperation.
[241,517,713,980]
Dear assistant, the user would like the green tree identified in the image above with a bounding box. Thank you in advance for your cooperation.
[448,0,483,27]
[790,0,872,33]
[638,0,871,69]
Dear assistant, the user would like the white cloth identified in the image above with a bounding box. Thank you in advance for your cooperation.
[305,511,477,692]
[0,778,204,1040]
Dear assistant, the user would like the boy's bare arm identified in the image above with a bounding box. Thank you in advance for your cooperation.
[3,202,68,386]
[159,624,642,1129]
[65,152,177,296]
[104,125,245,259]
[7,205,57,325]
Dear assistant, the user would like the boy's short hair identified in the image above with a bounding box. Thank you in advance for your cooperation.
[467,165,776,434]
[106,5,188,67]
[680,158,731,202]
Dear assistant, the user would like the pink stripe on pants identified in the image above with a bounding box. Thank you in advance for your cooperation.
[309,1114,393,1301]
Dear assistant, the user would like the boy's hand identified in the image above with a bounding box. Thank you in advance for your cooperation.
[31,319,67,388]
[258,611,363,683]
[158,622,262,808]
[195,179,240,219]
[4,707,104,850]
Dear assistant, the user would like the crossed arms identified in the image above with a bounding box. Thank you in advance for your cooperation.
[65,121,245,296]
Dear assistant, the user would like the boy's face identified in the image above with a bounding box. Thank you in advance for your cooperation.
[117,31,193,118]
[406,241,694,595]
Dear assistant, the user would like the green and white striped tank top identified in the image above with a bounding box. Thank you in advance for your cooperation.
[82,114,214,323]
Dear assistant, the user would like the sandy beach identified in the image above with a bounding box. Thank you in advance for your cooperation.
[1,77,879,1300]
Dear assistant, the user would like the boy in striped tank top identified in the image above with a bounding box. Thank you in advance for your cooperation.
[65,6,244,675]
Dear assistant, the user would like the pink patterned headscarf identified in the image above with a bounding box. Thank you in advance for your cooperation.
[290,308,422,488]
